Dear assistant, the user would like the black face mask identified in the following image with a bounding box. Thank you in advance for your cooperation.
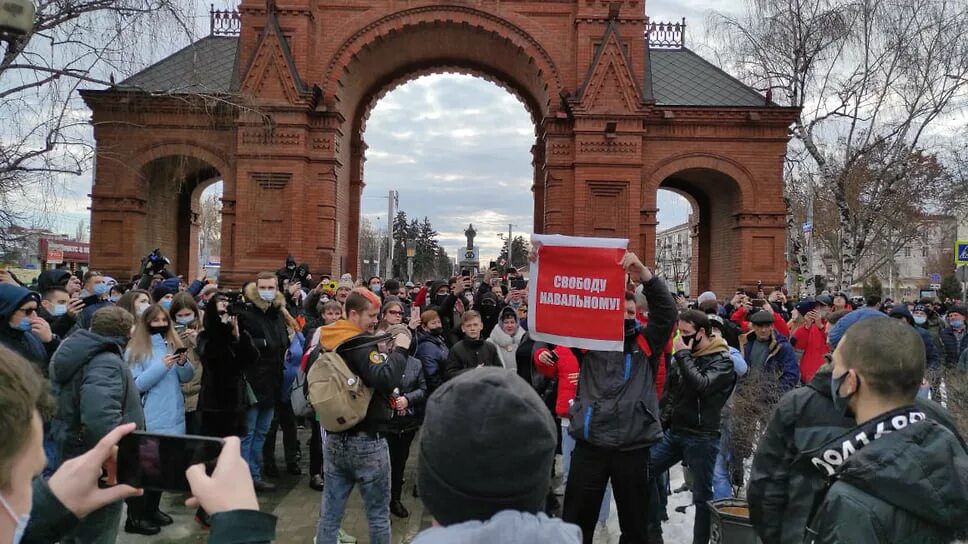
[148,325,168,337]
[429,326,444,336]
[680,333,698,349]
[433,293,449,306]
[624,318,640,337]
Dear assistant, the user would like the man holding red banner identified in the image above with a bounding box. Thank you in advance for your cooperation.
[531,236,676,544]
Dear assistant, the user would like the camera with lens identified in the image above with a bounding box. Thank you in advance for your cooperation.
[142,248,171,273]
[223,291,251,316]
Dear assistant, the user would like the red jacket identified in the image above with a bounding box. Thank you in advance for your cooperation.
[792,322,830,383]
[731,306,791,338]
[534,345,579,418]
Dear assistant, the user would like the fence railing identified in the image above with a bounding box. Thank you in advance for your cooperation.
[210,4,241,36]
[647,17,686,49]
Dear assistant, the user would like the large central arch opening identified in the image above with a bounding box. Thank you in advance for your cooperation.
[332,12,558,278]
[359,73,535,281]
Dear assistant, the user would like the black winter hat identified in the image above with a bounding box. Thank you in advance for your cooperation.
[37,269,72,294]
[417,367,557,526]
[749,310,775,324]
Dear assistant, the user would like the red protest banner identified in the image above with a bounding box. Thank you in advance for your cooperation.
[528,234,628,351]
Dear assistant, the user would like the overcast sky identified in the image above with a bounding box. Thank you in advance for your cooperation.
[30,0,744,265]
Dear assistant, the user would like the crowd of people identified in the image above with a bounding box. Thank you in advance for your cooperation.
[0,248,967,544]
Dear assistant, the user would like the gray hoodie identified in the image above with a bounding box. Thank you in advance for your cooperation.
[412,511,582,544]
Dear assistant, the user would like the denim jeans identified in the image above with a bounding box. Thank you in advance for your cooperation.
[712,435,733,500]
[316,433,391,544]
[241,404,274,481]
[561,421,610,523]
[649,429,720,544]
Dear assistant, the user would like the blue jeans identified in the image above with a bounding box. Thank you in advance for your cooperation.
[712,431,733,500]
[316,433,391,544]
[241,405,274,481]
[649,430,720,544]
[561,422,610,523]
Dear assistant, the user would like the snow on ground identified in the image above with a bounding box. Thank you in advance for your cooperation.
[591,463,693,544]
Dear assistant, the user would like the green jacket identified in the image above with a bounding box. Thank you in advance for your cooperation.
[806,419,968,544]
[24,478,277,543]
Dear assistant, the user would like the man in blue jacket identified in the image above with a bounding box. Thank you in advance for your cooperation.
[738,310,799,395]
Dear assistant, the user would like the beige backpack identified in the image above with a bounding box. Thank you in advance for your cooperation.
[306,344,373,432]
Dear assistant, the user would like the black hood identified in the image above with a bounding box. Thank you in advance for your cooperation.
[37,269,72,294]
[807,363,834,398]
[837,419,968,528]
[49,329,127,386]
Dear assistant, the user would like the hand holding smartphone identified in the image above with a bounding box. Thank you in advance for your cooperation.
[117,432,224,493]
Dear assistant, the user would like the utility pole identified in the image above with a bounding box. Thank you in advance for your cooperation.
[805,180,815,296]
[386,190,398,278]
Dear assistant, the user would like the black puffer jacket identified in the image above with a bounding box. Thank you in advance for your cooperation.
[568,276,676,451]
[385,355,428,434]
[807,417,968,543]
[238,283,290,405]
[748,365,966,544]
[661,337,735,435]
[196,307,260,437]
[48,330,144,460]
[443,338,503,380]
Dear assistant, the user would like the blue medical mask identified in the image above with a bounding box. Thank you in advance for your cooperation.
[160,298,172,310]
[51,303,68,317]
[950,319,964,329]
[93,283,108,296]
[16,318,32,332]
[830,369,858,417]
[371,284,382,294]
[0,491,29,544]
[259,289,275,302]
[109,295,121,303]
[136,302,149,316]
[175,315,195,326]
[913,315,927,325]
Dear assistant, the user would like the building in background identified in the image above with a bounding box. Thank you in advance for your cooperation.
[656,222,692,295]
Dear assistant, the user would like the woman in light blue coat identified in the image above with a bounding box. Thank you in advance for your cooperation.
[123,303,192,535]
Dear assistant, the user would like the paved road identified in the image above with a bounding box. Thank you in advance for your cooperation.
[117,425,692,543]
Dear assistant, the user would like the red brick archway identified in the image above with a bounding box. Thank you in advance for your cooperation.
[82,1,798,291]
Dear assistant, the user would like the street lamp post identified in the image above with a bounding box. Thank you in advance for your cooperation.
[0,0,35,46]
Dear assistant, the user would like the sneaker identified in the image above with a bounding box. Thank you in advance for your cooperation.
[338,529,358,543]
[309,474,324,491]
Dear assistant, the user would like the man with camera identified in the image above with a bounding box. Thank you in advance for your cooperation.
[237,272,292,491]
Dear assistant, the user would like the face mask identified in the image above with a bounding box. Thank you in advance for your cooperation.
[830,369,858,416]
[51,303,68,317]
[913,315,927,325]
[371,284,382,294]
[429,326,443,336]
[136,302,150,316]
[109,295,121,303]
[0,492,29,544]
[259,289,275,302]
[160,298,172,310]
[680,333,697,348]
[433,293,448,306]
[175,315,194,326]
[16,318,32,332]
[93,283,108,296]
[624,318,641,337]
[148,325,168,337]
[950,319,964,329]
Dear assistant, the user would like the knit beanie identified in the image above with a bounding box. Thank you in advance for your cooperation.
[151,285,175,303]
[418,367,557,526]
[827,308,886,349]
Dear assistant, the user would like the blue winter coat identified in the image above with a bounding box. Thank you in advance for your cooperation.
[128,334,194,433]
[414,328,448,393]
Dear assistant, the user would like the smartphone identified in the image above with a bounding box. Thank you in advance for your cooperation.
[82,294,101,306]
[173,347,189,356]
[461,269,471,278]
[117,432,224,492]
[511,278,527,290]
[410,306,420,321]
[549,350,559,363]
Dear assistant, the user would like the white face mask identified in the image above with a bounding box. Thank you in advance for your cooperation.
[136,302,150,316]
[0,492,29,544]
[175,315,194,326]
[258,289,275,302]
